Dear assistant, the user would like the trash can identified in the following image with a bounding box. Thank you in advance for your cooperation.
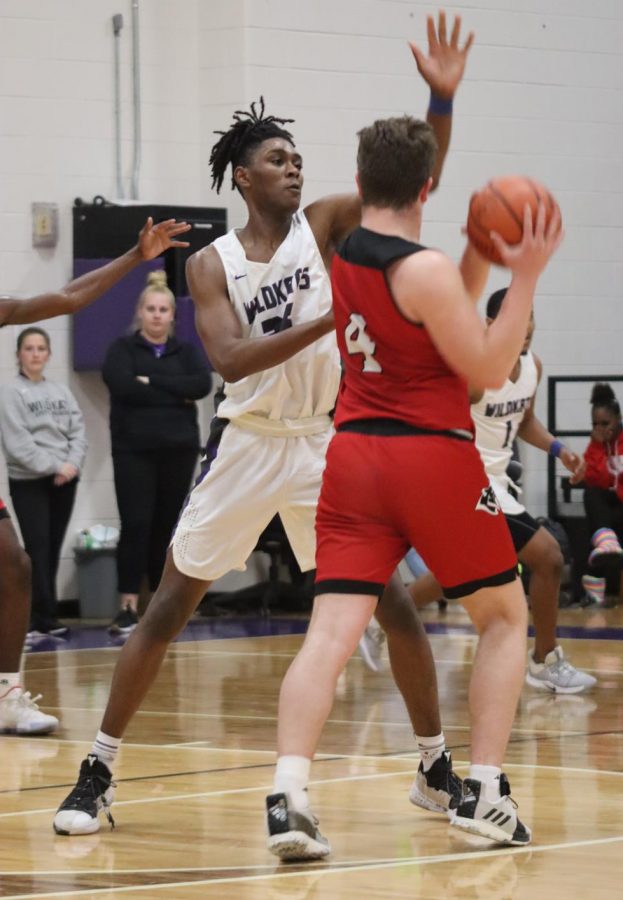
[74,547,118,619]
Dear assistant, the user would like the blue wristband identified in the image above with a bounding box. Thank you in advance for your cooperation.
[428,92,453,116]
[549,439,564,458]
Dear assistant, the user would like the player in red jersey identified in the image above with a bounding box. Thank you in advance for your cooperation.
[0,218,190,736]
[266,117,562,857]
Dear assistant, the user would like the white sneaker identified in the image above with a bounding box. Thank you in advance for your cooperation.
[526,646,597,694]
[358,619,386,672]
[451,774,531,845]
[0,686,59,735]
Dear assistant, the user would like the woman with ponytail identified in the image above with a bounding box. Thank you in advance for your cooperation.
[102,271,212,634]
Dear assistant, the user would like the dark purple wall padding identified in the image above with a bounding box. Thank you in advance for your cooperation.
[72,201,226,371]
[72,262,209,371]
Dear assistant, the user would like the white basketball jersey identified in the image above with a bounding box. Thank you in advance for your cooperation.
[471,351,538,512]
[211,211,340,434]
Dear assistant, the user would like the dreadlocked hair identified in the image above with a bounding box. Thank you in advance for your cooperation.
[209,97,295,193]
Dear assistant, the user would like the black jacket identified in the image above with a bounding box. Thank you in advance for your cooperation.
[102,333,212,452]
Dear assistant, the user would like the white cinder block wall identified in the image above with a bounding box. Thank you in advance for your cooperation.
[1,0,622,600]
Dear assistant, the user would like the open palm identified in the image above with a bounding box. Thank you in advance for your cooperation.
[409,11,474,100]
[138,217,192,260]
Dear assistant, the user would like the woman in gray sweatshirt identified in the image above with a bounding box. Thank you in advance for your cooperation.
[0,327,87,636]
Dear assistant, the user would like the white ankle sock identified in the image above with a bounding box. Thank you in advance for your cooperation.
[0,674,21,696]
[470,764,502,801]
[274,755,311,810]
[91,730,122,769]
[415,732,446,772]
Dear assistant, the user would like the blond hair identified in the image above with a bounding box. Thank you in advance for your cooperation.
[133,270,176,334]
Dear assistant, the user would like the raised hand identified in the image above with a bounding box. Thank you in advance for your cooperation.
[138,217,192,261]
[409,11,475,99]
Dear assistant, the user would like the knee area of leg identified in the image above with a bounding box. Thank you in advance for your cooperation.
[487,593,528,630]
[140,597,186,642]
[376,602,416,634]
[12,546,31,583]
[542,543,564,575]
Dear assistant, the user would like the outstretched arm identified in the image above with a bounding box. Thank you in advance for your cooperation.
[518,356,585,479]
[305,12,474,259]
[410,11,474,188]
[0,217,191,327]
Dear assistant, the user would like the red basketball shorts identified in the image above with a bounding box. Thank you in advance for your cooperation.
[315,431,517,599]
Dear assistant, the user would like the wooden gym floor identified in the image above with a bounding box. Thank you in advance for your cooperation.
[1,604,622,898]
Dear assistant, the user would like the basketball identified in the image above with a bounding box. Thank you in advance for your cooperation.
[466,176,560,266]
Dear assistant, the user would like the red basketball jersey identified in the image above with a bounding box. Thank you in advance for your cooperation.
[332,227,472,434]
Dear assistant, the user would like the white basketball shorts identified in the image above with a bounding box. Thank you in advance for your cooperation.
[171,421,332,582]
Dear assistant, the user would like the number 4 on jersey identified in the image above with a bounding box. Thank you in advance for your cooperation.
[344,313,382,373]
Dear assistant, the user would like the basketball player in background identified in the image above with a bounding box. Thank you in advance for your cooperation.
[405,289,595,693]
[0,217,191,736]
[54,12,475,836]
[266,117,562,858]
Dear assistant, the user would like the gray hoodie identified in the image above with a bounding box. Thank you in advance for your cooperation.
[0,375,88,480]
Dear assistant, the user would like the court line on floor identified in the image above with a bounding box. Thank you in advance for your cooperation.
[26,647,622,679]
[3,758,623,820]
[30,705,592,736]
[6,737,619,775]
[0,769,420,818]
[162,646,623,678]
[4,834,623,897]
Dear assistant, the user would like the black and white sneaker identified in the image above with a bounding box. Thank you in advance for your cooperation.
[53,755,116,835]
[409,750,463,817]
[266,792,331,860]
[108,607,138,635]
[451,774,531,845]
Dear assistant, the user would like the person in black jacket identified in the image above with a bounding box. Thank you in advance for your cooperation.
[103,270,212,634]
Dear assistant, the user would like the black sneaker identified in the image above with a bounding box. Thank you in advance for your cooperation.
[108,606,138,635]
[53,755,116,835]
[451,774,531,845]
[266,792,331,860]
[409,750,463,816]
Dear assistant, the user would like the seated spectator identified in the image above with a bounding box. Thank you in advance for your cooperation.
[103,270,212,634]
[573,382,623,602]
[0,328,87,637]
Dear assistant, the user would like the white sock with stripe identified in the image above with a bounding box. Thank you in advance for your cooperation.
[415,732,446,772]
[91,730,122,770]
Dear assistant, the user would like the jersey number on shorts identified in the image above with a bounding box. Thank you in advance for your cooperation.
[262,302,293,336]
[344,313,382,373]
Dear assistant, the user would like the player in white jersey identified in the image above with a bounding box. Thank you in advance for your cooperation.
[172,210,340,581]
[54,12,475,836]
[406,288,596,694]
